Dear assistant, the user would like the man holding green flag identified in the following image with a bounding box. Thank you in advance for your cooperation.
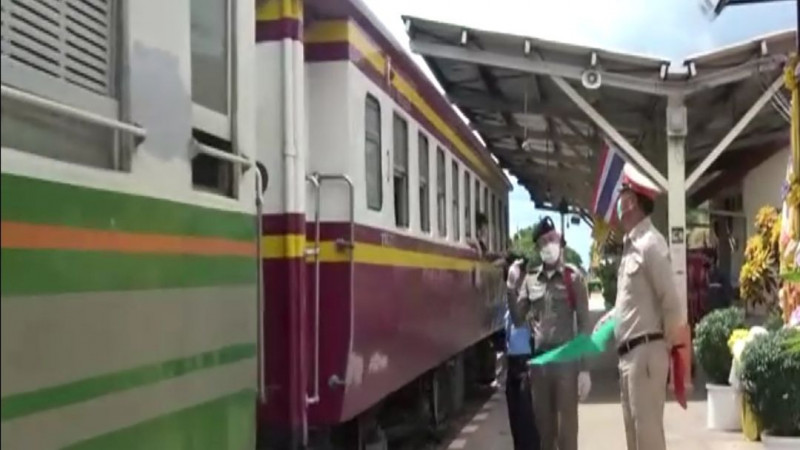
[594,163,687,450]
[510,216,592,450]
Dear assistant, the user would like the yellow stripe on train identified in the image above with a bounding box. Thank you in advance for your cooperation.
[256,0,303,22]
[261,235,493,272]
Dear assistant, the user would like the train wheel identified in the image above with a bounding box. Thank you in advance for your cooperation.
[429,366,446,428]
[448,354,466,414]
[358,415,387,450]
[472,337,498,385]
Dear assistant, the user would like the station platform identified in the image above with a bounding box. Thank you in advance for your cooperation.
[430,295,758,450]
[435,369,758,450]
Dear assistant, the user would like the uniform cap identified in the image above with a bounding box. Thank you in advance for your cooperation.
[532,216,566,246]
[620,163,662,201]
[532,216,556,243]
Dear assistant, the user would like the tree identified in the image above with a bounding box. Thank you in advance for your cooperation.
[511,225,583,269]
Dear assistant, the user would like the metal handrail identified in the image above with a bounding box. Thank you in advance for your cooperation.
[315,174,355,389]
[1,84,146,137]
[305,174,321,405]
[254,169,267,404]
[194,140,253,169]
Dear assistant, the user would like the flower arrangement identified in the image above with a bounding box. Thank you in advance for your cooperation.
[727,326,768,389]
[739,328,800,437]
[780,58,800,324]
[739,206,782,312]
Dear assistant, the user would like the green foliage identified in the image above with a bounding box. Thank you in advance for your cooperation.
[596,258,619,309]
[693,307,746,385]
[740,328,800,437]
[786,332,800,356]
[764,310,787,332]
[783,270,800,283]
[511,224,583,270]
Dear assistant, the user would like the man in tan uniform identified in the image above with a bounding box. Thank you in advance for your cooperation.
[596,164,686,450]
[513,217,592,450]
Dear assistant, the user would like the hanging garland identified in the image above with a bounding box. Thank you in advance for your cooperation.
[778,55,800,321]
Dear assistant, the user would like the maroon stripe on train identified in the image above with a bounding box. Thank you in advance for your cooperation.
[262,213,305,235]
[261,213,482,261]
[304,41,351,61]
[303,0,506,188]
[306,260,502,423]
[260,255,309,427]
[255,18,302,42]
[313,222,479,260]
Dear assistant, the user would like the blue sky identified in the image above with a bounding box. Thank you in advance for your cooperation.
[363,0,796,265]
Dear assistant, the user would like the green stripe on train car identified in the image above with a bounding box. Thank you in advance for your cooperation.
[0,174,255,240]
[64,389,256,450]
[1,249,256,296]
[1,343,257,421]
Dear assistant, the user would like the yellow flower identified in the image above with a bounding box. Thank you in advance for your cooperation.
[728,329,750,353]
[784,54,798,91]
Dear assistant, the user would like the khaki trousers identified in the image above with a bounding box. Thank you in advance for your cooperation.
[531,361,578,450]
[618,340,670,450]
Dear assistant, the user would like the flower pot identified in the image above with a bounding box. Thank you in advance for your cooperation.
[761,431,800,450]
[740,393,761,441]
[706,383,741,431]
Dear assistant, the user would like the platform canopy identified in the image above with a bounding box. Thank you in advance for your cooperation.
[404,16,796,222]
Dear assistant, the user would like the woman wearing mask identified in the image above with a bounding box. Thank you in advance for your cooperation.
[510,217,592,450]
[503,254,540,450]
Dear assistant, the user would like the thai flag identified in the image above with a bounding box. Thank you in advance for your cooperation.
[591,140,626,223]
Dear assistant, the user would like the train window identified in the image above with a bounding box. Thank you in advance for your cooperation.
[505,202,510,250]
[0,0,124,169]
[418,133,430,233]
[464,172,472,238]
[191,0,230,117]
[451,160,460,242]
[393,113,409,228]
[436,147,446,237]
[365,95,383,211]
[474,180,481,224]
[483,187,490,248]
[493,195,500,251]
[487,194,494,251]
[190,0,239,197]
[499,200,507,250]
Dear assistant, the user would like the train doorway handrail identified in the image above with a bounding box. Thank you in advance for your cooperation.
[306,173,355,398]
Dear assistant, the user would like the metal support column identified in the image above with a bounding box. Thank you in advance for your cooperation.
[666,96,689,321]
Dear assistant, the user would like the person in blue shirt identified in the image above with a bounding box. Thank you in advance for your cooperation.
[504,253,541,450]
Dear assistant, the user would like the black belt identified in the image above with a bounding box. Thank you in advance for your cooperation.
[617,333,664,357]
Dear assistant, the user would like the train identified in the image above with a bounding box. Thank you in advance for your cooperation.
[0,0,511,449]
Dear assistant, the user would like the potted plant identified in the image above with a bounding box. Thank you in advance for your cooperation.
[693,306,746,430]
[728,326,768,441]
[739,328,800,449]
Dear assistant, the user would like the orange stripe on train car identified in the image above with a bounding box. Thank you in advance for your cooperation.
[0,221,256,257]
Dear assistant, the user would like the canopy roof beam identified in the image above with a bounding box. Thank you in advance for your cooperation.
[409,40,685,96]
[550,75,670,190]
[448,90,647,124]
[685,74,784,190]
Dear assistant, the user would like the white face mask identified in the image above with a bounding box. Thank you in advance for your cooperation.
[540,242,561,265]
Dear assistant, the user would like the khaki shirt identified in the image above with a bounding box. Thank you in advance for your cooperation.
[513,264,591,353]
[614,218,685,344]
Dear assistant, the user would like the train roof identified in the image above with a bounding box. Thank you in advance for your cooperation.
[305,0,512,191]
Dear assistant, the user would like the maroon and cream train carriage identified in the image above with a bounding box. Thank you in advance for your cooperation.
[255,0,511,447]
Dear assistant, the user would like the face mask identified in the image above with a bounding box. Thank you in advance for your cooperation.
[617,197,632,221]
[540,242,561,265]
